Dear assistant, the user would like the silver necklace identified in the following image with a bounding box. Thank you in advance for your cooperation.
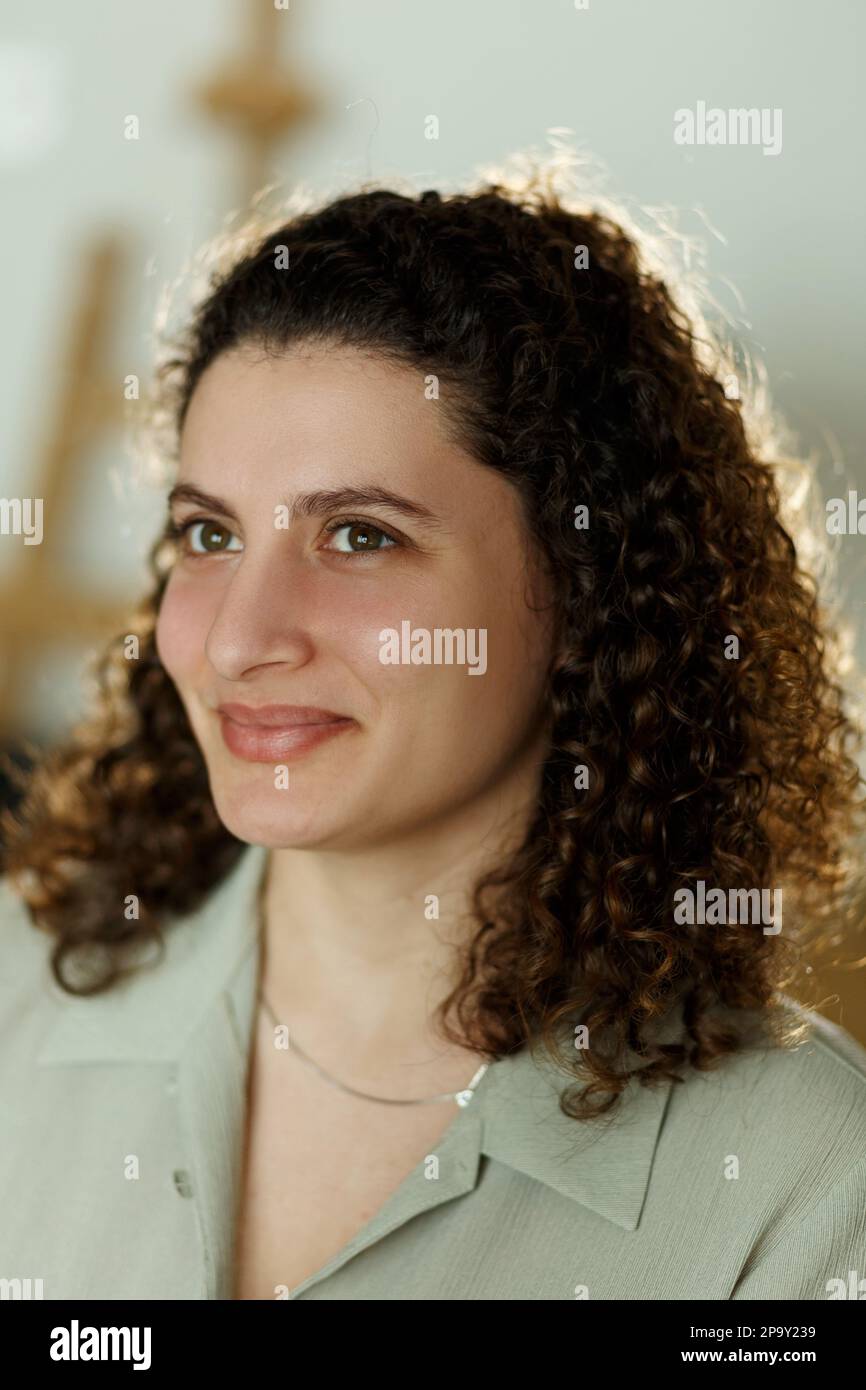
[256,896,490,1108]
[258,989,489,1107]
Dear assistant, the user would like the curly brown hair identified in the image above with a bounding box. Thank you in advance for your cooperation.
[4,154,866,1121]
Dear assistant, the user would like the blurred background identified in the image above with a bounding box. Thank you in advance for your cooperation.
[1,0,864,1038]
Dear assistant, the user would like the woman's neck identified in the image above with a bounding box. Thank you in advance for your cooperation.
[256,752,543,1085]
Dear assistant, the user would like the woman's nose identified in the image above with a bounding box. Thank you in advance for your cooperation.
[203,545,316,681]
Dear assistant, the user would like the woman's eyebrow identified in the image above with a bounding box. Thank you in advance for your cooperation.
[166,482,445,531]
[167,484,239,519]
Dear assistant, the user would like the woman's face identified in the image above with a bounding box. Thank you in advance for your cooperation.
[156,341,558,850]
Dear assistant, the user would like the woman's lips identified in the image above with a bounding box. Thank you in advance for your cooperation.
[216,704,356,763]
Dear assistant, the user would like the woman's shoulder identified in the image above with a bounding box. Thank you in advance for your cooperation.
[711,991,866,1090]
[775,993,866,1083]
[656,996,866,1299]
[0,871,64,1029]
[0,872,63,1075]
[656,994,866,1217]
[0,871,52,971]
[671,992,866,1130]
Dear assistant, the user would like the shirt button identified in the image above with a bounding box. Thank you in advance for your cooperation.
[173,1169,194,1198]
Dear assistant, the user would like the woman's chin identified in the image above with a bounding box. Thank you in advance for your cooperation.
[210,788,363,851]
[214,806,332,849]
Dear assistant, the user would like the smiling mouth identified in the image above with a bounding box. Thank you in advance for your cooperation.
[215,707,357,763]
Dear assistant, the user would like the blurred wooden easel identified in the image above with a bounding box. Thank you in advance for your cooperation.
[0,0,316,738]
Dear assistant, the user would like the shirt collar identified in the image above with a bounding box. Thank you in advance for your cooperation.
[478,1033,674,1230]
[37,840,674,1233]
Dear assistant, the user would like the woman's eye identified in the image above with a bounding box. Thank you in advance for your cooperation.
[171,516,397,559]
[325,522,397,556]
[181,520,243,554]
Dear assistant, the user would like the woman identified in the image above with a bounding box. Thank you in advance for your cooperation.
[2,157,866,1302]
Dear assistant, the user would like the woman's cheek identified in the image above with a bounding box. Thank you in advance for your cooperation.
[154,578,206,683]
[315,580,413,675]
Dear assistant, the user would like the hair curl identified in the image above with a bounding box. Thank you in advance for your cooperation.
[5,153,866,1121]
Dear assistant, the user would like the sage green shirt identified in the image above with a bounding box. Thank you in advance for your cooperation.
[1,841,865,1300]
